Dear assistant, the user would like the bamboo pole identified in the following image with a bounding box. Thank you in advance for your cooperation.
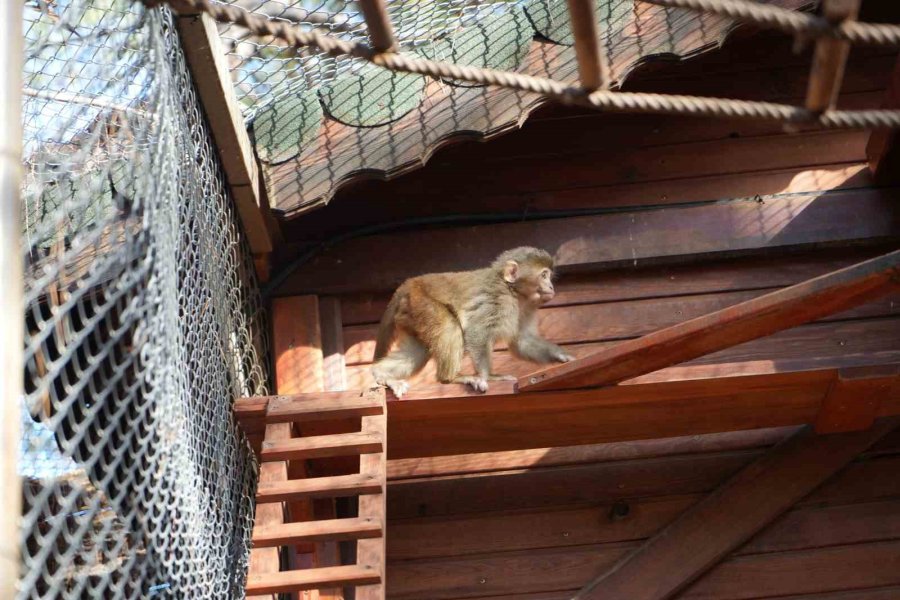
[0,0,24,596]
[357,0,396,52]
[805,0,861,112]
[566,0,608,90]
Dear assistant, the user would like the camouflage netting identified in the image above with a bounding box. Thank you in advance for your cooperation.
[19,0,268,597]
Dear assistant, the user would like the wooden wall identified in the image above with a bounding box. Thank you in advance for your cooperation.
[385,429,900,599]
[273,26,900,600]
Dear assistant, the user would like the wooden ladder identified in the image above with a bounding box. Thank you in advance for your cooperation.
[236,387,387,598]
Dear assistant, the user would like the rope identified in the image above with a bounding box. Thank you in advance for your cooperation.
[646,0,900,48]
[143,0,900,129]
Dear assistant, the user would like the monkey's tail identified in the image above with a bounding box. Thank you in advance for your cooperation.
[373,294,400,361]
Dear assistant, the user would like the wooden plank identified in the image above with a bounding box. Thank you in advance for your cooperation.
[246,565,380,595]
[680,541,900,599]
[357,0,396,52]
[357,390,387,600]
[385,540,900,600]
[342,287,900,366]
[173,11,272,258]
[388,496,900,561]
[337,248,891,326]
[573,420,898,600]
[236,390,383,426]
[386,427,795,480]
[519,250,900,392]
[567,0,607,90]
[866,57,900,184]
[253,517,382,547]
[804,0,860,112]
[388,449,762,519]
[260,432,383,462]
[282,189,900,295]
[389,360,900,458]
[319,297,347,392]
[815,365,900,433]
[257,474,383,504]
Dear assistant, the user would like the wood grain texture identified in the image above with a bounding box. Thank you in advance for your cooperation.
[357,389,387,600]
[253,517,382,547]
[573,420,898,600]
[519,250,900,392]
[815,365,900,433]
[246,565,380,595]
[283,189,900,295]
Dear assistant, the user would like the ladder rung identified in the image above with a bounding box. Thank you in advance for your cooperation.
[256,473,382,503]
[245,564,381,594]
[268,393,384,423]
[253,517,382,547]
[260,432,382,461]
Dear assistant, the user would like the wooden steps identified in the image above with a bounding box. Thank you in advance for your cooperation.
[237,387,388,597]
[256,473,382,502]
[245,564,381,595]
[253,517,382,546]
[260,431,383,461]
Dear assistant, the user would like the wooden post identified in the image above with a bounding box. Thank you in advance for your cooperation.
[250,296,325,600]
[574,419,899,600]
[566,0,608,90]
[866,56,900,184]
[357,0,396,52]
[355,402,386,600]
[805,0,860,112]
[0,1,24,596]
[172,9,274,272]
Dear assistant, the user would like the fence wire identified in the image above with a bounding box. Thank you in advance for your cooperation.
[19,1,268,598]
[217,0,522,119]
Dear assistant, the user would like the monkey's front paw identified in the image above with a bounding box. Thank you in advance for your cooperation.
[554,351,575,363]
[463,376,489,393]
[385,379,410,399]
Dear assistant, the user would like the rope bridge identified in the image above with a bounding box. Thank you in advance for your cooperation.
[144,0,900,128]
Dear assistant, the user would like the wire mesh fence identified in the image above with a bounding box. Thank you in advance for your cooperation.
[217,0,525,119]
[18,0,268,597]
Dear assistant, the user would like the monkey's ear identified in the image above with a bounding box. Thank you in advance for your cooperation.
[503,261,519,283]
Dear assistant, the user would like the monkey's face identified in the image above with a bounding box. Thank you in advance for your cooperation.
[517,265,556,305]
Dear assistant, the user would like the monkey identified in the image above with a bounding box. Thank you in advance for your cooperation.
[371,246,574,398]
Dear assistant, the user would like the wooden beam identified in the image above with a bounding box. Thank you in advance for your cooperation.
[257,473,383,504]
[253,517,382,547]
[572,419,898,600]
[251,358,900,459]
[815,364,900,434]
[260,432,382,462]
[357,0,396,52]
[173,10,273,263]
[518,249,900,393]
[866,56,900,184]
[566,0,607,90]
[804,0,860,112]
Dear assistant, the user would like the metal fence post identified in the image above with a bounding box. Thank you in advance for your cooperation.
[0,1,24,598]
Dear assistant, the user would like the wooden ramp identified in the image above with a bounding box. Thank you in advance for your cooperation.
[237,388,387,598]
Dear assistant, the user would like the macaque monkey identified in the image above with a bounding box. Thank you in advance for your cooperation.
[371,246,574,398]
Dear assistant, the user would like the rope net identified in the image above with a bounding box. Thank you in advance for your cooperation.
[19,1,267,597]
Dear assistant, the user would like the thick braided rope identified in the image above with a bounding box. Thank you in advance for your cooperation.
[145,0,900,129]
[646,0,900,47]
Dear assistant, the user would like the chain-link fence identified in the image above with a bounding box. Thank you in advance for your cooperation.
[217,0,525,119]
[18,0,269,597]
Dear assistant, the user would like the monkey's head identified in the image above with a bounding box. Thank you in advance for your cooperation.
[493,247,556,305]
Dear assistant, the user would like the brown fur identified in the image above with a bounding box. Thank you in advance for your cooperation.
[371,247,573,397]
